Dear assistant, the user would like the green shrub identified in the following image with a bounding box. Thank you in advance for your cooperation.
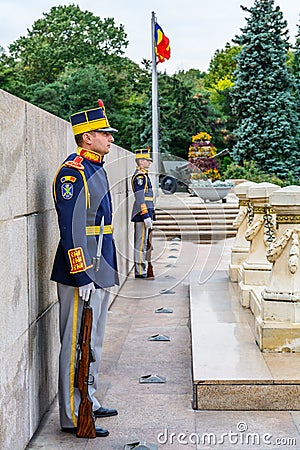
[219,155,233,175]
[223,161,299,187]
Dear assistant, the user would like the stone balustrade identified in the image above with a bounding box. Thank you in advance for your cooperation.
[255,186,300,352]
[229,181,256,282]
[237,182,280,308]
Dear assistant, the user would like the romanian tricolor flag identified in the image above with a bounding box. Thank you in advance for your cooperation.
[154,22,171,63]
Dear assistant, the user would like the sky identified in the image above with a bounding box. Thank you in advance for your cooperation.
[1,0,299,74]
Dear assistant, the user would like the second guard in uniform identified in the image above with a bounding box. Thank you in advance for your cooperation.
[131,148,155,278]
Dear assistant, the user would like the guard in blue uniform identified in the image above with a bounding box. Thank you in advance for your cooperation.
[131,148,155,278]
[51,100,119,437]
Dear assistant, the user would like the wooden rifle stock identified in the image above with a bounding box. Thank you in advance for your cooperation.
[146,228,154,279]
[76,301,96,438]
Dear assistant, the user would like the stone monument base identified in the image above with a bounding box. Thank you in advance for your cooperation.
[238,262,272,307]
[255,316,300,352]
[229,247,249,282]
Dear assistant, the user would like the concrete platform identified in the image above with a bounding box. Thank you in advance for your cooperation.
[190,271,300,410]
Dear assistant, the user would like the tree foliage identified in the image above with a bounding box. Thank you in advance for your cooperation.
[0,3,299,177]
[0,4,128,87]
[202,43,241,148]
[204,43,241,87]
[231,0,300,177]
[292,20,300,111]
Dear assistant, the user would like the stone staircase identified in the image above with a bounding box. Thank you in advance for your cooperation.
[153,192,239,241]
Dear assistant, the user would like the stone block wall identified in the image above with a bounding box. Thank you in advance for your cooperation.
[0,90,135,450]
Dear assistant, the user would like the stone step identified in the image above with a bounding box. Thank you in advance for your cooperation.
[156,212,237,219]
[156,204,239,209]
[156,208,239,215]
[154,224,236,231]
[190,270,300,410]
[156,195,239,208]
[156,219,235,225]
[153,230,236,240]
[157,208,237,214]
[156,213,237,219]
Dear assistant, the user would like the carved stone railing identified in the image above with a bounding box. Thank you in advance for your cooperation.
[238,182,280,307]
[229,181,256,282]
[255,186,300,352]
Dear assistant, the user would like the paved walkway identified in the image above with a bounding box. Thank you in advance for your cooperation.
[27,235,300,450]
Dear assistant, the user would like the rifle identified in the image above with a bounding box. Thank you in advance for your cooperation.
[75,296,96,438]
[146,228,154,279]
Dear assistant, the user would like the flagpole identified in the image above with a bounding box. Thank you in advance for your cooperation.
[151,11,159,194]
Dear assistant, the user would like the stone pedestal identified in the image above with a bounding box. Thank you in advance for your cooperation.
[238,182,280,308]
[229,181,256,282]
[255,186,300,352]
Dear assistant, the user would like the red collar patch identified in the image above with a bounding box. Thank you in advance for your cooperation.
[78,148,104,163]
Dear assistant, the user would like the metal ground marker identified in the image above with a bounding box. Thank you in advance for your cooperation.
[159,288,175,294]
[155,307,173,313]
[139,374,166,383]
[124,442,158,450]
[148,334,170,341]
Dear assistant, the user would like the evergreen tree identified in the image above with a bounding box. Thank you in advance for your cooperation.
[231,0,300,177]
[293,17,300,112]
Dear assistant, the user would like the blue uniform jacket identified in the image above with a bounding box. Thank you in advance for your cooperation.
[131,168,155,222]
[51,148,119,289]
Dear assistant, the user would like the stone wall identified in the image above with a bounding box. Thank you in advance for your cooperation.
[0,90,135,450]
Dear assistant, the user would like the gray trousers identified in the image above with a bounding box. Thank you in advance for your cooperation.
[57,283,110,428]
[134,222,149,276]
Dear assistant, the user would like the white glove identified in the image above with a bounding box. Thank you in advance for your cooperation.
[144,217,152,229]
[79,282,96,302]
